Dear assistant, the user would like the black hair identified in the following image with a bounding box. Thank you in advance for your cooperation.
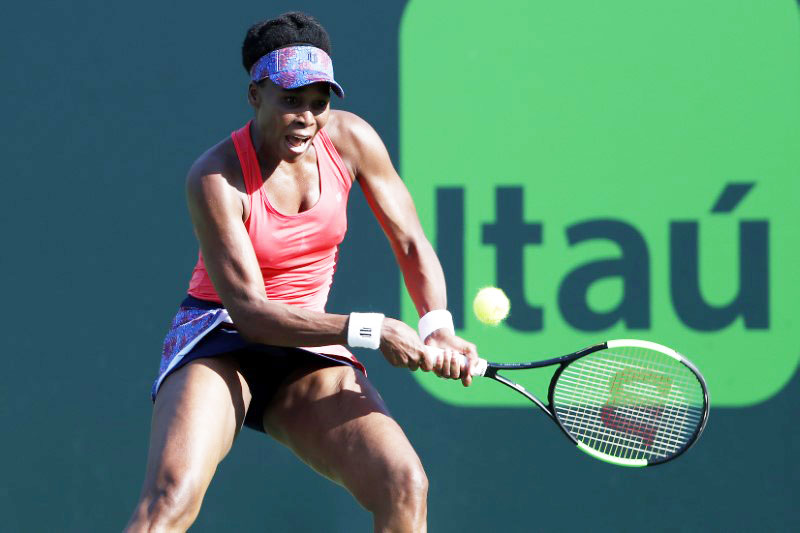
[241,12,331,73]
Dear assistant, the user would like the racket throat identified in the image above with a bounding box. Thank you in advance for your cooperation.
[492,373,555,420]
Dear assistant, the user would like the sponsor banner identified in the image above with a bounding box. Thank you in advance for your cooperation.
[400,0,800,406]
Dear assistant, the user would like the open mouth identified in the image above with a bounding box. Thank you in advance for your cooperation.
[285,134,311,152]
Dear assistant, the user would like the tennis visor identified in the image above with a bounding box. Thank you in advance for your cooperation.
[250,45,345,98]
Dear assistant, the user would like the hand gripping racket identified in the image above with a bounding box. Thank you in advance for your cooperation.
[447,339,709,467]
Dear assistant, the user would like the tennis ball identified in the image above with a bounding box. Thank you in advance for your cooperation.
[473,287,510,325]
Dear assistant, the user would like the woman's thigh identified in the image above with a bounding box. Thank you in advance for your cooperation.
[140,355,253,499]
[263,365,425,506]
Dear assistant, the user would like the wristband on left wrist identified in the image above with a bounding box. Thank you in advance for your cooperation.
[418,309,455,342]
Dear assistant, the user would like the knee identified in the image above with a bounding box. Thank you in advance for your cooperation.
[382,457,429,512]
[128,476,205,531]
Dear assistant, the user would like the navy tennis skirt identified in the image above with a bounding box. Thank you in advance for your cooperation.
[152,295,352,432]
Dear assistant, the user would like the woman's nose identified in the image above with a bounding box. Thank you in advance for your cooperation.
[295,109,314,126]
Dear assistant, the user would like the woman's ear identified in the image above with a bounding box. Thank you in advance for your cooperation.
[247,82,260,108]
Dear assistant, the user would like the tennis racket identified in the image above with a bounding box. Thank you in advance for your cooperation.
[443,339,709,467]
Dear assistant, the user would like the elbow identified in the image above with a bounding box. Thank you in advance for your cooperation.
[223,294,273,343]
[233,321,262,344]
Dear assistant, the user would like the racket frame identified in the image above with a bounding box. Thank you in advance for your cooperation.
[481,340,710,467]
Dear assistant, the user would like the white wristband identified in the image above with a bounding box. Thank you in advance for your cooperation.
[347,312,384,349]
[418,309,455,342]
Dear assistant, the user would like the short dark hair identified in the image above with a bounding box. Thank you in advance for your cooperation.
[241,12,331,74]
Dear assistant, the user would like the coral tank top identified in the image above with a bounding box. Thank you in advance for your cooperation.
[187,121,360,365]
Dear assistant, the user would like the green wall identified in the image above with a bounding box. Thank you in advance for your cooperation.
[1,1,798,531]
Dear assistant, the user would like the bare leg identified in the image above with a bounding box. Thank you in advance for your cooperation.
[264,365,428,533]
[125,355,251,532]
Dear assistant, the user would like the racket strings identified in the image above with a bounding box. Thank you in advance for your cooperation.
[555,409,697,454]
[566,350,701,459]
[552,346,705,462]
[585,352,697,458]
[556,401,701,442]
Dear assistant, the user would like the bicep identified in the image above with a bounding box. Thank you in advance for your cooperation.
[186,172,266,311]
[354,128,426,251]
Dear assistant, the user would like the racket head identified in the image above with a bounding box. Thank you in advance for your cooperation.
[547,339,709,467]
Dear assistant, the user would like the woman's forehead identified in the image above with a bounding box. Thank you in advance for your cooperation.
[269,81,331,97]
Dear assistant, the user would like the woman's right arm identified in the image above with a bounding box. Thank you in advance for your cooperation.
[185,163,433,371]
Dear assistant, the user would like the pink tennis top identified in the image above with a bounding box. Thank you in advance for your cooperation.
[188,121,361,367]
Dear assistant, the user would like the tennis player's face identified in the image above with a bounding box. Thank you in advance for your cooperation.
[251,81,331,160]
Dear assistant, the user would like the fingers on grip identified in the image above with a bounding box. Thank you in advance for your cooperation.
[423,346,487,378]
[427,347,488,377]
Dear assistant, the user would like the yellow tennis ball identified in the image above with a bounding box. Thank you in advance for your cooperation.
[473,287,510,325]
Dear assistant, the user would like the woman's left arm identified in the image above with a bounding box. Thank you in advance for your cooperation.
[330,111,479,385]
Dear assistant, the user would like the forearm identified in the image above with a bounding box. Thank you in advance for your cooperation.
[394,235,448,317]
[394,235,477,384]
[225,293,349,347]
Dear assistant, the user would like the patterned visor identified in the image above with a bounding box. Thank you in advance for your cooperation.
[250,45,344,98]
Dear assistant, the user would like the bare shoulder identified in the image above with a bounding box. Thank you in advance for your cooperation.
[186,136,247,217]
[326,109,377,139]
[325,110,388,179]
[186,137,246,203]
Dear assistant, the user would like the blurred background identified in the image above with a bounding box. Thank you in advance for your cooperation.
[1,1,798,531]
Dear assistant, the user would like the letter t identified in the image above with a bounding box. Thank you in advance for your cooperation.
[482,187,543,331]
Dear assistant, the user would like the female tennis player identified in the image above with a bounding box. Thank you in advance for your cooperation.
[124,12,477,533]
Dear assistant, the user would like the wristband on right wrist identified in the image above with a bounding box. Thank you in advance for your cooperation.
[418,309,455,342]
[347,312,384,349]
